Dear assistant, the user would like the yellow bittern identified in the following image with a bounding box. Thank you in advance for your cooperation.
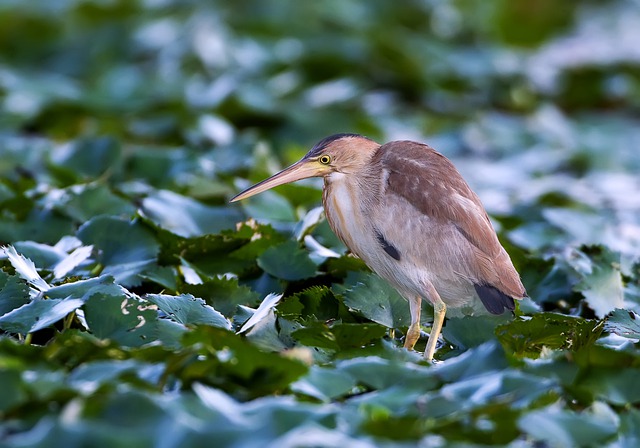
[231,134,525,361]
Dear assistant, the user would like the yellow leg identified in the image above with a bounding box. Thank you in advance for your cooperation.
[404,295,422,350]
[424,294,446,362]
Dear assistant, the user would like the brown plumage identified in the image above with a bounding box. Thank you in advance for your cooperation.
[231,134,526,361]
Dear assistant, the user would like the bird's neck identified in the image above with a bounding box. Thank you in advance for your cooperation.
[323,171,377,259]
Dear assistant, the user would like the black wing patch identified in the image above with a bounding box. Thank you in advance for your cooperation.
[375,230,401,261]
[474,283,515,315]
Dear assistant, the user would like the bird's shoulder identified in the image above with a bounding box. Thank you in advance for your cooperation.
[372,140,470,197]
[370,140,500,257]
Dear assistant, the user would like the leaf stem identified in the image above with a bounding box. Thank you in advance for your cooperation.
[63,311,76,331]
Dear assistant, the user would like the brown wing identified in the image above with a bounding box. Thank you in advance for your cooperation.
[371,141,525,299]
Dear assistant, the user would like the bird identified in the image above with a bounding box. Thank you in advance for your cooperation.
[230,133,526,361]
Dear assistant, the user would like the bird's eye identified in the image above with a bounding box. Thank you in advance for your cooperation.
[319,155,331,165]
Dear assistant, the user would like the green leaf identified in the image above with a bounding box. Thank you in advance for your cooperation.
[421,370,558,420]
[238,189,297,222]
[49,136,122,179]
[331,322,388,350]
[277,286,354,323]
[77,216,159,265]
[84,293,159,347]
[0,207,75,245]
[47,275,120,297]
[518,404,618,447]
[138,265,179,291]
[338,356,437,391]
[443,314,514,350]
[618,409,640,447]
[145,293,231,329]
[571,246,624,318]
[178,326,308,398]
[77,216,159,286]
[227,223,288,261]
[181,276,260,317]
[0,369,28,412]
[291,321,387,353]
[580,367,640,405]
[151,221,265,277]
[496,313,603,358]
[68,359,162,390]
[433,342,509,382]
[339,273,410,329]
[51,183,136,222]
[257,240,317,281]
[153,318,187,350]
[0,271,30,316]
[243,308,290,352]
[52,245,93,279]
[0,298,84,334]
[12,241,65,268]
[3,244,50,292]
[291,365,358,401]
[605,308,640,339]
[239,293,282,333]
[141,189,243,237]
[291,321,340,351]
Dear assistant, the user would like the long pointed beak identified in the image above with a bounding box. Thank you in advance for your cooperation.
[230,159,324,202]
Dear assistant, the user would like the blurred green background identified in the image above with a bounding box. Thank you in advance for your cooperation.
[1,0,639,256]
[2,0,638,146]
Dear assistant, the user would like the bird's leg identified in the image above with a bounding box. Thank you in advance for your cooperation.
[404,295,422,350]
[424,293,446,362]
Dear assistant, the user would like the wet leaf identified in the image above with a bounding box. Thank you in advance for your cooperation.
[141,190,243,237]
[518,404,618,447]
[50,183,135,223]
[496,313,603,358]
[181,276,261,317]
[291,365,358,401]
[339,273,410,329]
[77,216,159,286]
[145,293,231,329]
[84,293,159,347]
[49,136,122,179]
[2,245,49,293]
[570,246,624,318]
[0,297,84,334]
[257,240,317,281]
[605,308,640,339]
[0,271,30,315]
[178,326,308,398]
[238,293,282,333]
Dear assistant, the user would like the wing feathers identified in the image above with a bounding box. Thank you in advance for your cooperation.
[371,141,526,303]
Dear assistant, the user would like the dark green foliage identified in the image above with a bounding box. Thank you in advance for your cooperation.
[0,0,639,446]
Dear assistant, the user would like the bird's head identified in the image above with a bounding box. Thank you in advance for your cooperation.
[230,133,379,202]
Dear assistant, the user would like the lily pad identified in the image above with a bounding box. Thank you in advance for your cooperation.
[257,240,318,281]
[339,273,410,329]
[0,297,84,334]
[146,293,231,329]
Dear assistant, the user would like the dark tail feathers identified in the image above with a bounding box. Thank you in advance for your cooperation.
[473,283,516,315]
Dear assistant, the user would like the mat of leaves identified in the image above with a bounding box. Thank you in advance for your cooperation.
[1,0,640,447]
[0,151,638,447]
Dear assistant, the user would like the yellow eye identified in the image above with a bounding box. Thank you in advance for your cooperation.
[319,155,331,165]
